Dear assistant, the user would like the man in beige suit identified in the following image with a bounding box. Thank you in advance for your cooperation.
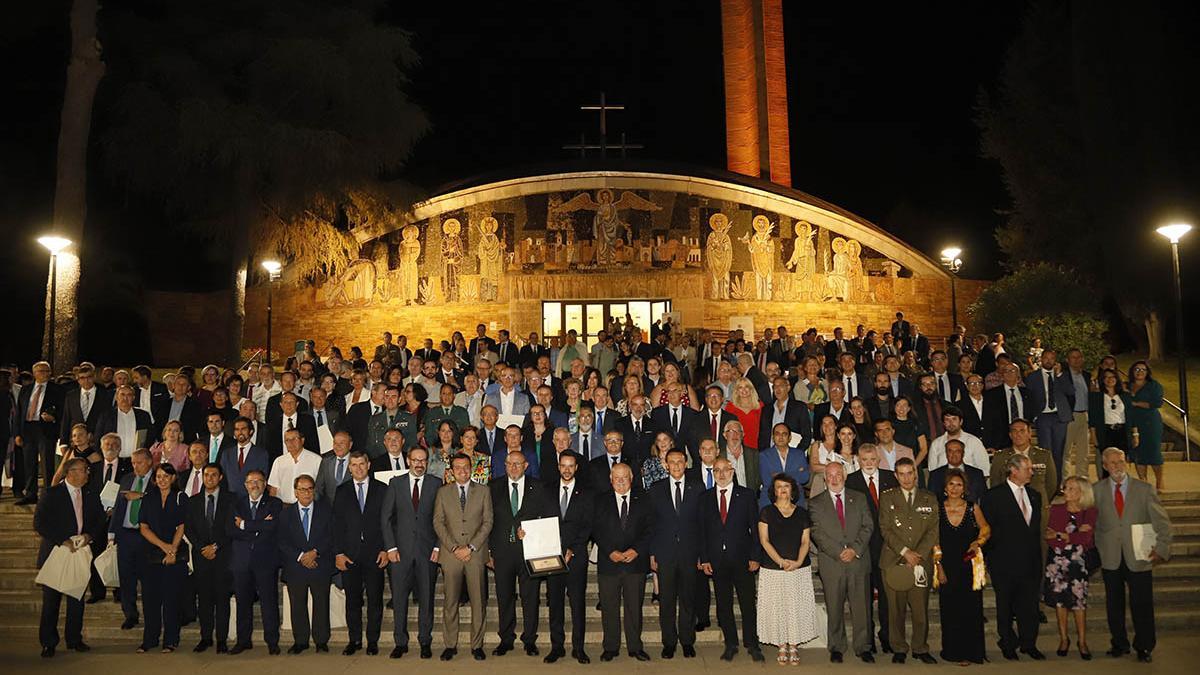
[433,453,493,661]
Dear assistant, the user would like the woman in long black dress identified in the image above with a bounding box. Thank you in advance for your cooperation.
[137,463,188,653]
[933,468,991,665]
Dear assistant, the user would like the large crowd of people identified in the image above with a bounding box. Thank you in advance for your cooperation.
[3,312,1175,665]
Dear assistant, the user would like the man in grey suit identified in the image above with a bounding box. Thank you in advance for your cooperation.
[433,453,493,661]
[1095,448,1172,663]
[314,431,354,504]
[483,365,531,418]
[810,462,876,663]
[383,446,442,659]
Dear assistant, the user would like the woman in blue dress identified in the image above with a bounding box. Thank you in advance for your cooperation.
[1126,361,1164,491]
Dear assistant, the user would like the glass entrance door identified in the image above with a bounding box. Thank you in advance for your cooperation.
[541,298,671,348]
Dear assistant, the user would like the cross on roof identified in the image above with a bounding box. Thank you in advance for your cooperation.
[563,92,644,158]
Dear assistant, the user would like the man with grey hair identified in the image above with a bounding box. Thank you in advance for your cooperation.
[981,453,1043,661]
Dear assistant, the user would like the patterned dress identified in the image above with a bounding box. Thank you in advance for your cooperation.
[1043,504,1097,610]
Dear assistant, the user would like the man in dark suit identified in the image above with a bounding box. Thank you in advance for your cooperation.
[759,376,812,452]
[980,454,1045,661]
[335,450,389,654]
[265,371,311,426]
[34,457,105,657]
[468,325,495,360]
[648,448,704,659]
[692,386,736,455]
[906,323,931,367]
[184,462,234,653]
[381,447,441,658]
[165,375,205,442]
[824,327,858,367]
[87,432,132,493]
[615,395,655,466]
[477,405,506,460]
[94,384,153,460]
[199,412,237,465]
[307,387,342,454]
[650,385,699,454]
[346,383,385,452]
[592,462,652,662]
[278,474,334,654]
[58,365,109,445]
[519,332,550,370]
[265,391,319,461]
[221,417,270,496]
[14,361,64,504]
[108,448,155,629]
[131,365,170,432]
[982,363,1032,451]
[1023,349,1074,477]
[845,445,900,652]
[927,441,988,503]
[698,458,764,662]
[489,450,552,656]
[491,330,519,368]
[589,431,642,494]
[542,452,593,664]
[958,374,987,440]
[927,351,963,404]
[831,351,870,401]
[314,431,354,505]
[415,338,442,365]
[890,312,911,346]
[228,469,284,654]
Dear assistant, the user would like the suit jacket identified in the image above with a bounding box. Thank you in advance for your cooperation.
[228,493,284,572]
[380,474,441,561]
[928,464,988,503]
[345,400,378,452]
[980,482,1043,579]
[1023,369,1075,423]
[93,407,153,453]
[308,406,344,436]
[107,470,154,542]
[1094,476,1173,573]
[477,425,507,460]
[958,395,987,440]
[220,443,271,495]
[58,386,111,444]
[697,484,762,568]
[468,337,495,359]
[184,489,234,574]
[87,458,132,492]
[198,431,238,465]
[537,448,589,490]
[488,476,552,558]
[614,415,656,466]
[877,486,939,577]
[591,490,652,574]
[314,452,353,504]
[138,382,171,431]
[650,405,700,453]
[988,446,1057,509]
[757,398,812,451]
[371,452,410,474]
[824,341,860,368]
[545,480,593,557]
[432,480,493,558]
[483,389,531,418]
[757,445,811,507]
[689,408,737,453]
[808,487,874,575]
[491,341,520,368]
[588,453,642,495]
[332,477,388,563]
[278,500,335,581]
[164,396,205,443]
[264,413,320,461]
[812,401,851,426]
[646,475,704,563]
[569,427,605,460]
[265,392,311,427]
[519,344,550,370]
[720,447,762,496]
[744,366,772,409]
[34,482,105,566]
[981,385,1032,449]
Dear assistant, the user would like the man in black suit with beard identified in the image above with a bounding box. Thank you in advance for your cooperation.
[542,451,593,664]
[184,462,234,653]
[845,444,900,653]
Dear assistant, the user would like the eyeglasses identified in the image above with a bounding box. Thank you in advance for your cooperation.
[1111,398,1118,410]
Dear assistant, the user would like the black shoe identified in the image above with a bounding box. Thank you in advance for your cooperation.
[86,595,102,604]
[860,652,875,663]
[661,646,676,659]
[914,652,937,664]
[544,648,565,663]
[472,648,486,660]
[121,617,138,630]
[892,653,907,664]
[194,640,212,653]
[1001,648,1019,661]
[440,648,457,661]
[287,644,307,655]
[493,643,513,656]
[1136,650,1152,663]
[830,650,843,663]
[41,646,55,658]
[389,645,407,659]
[343,643,360,656]
[632,651,651,661]
[421,645,432,659]
[525,644,539,656]
[229,643,251,655]
[1106,647,1130,658]
[1038,610,1048,624]
[268,644,281,655]
[68,642,90,652]
[880,642,893,654]
[315,644,329,653]
[1057,638,1070,657]
[1021,647,1045,661]
[1079,646,1092,661]
[365,643,379,656]
[216,643,228,654]
[651,592,660,604]
[600,650,617,662]
[16,496,37,506]
[720,646,738,661]
[749,648,765,663]
[574,648,591,663]
[695,620,711,632]
[682,644,696,658]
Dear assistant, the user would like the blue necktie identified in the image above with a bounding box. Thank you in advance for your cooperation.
[206,494,215,525]
[357,482,366,512]
[336,458,345,483]
[706,467,714,489]
[302,506,311,540]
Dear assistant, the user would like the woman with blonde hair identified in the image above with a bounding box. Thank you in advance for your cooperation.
[149,420,189,471]
[724,376,764,449]
[615,374,644,416]
[194,365,221,410]
[1043,475,1098,659]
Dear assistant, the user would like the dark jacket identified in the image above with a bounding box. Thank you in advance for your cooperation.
[488,475,553,558]
[646,475,704,564]
[332,478,388,563]
[845,468,899,562]
[697,484,762,568]
[228,493,284,572]
[58,386,112,444]
[278,500,335,581]
[34,482,105,566]
[590,490,652,575]
[184,488,235,574]
[544,480,592,558]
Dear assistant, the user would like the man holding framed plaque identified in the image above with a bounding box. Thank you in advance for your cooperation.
[488,451,552,656]
[541,452,593,663]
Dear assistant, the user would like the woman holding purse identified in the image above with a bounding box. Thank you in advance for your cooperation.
[136,463,188,653]
[933,469,990,665]
[1043,476,1098,659]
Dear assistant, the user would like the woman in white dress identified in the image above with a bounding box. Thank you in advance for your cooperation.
[757,474,819,664]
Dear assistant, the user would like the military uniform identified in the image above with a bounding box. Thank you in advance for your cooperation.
[366,409,419,458]
[877,486,939,656]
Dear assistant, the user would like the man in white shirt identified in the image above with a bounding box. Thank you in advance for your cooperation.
[251,364,281,424]
[454,374,485,429]
[927,408,990,473]
[268,429,322,504]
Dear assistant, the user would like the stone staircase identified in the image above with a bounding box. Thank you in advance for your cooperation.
[4,484,1199,648]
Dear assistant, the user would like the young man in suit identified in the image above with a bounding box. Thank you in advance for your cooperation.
[333,452,387,655]
[845,444,899,653]
[432,453,493,661]
[184,462,234,653]
[488,450,551,656]
[810,461,875,663]
[221,417,270,496]
[592,461,653,662]
[980,454,1044,661]
[648,448,704,659]
[542,451,593,664]
[698,458,765,662]
[14,361,64,504]
[228,469,284,655]
[108,448,155,630]
[278,474,335,654]
[34,457,105,658]
[615,395,655,466]
[381,447,441,658]
[1024,349,1075,478]
[1094,448,1173,663]
[650,384,699,453]
[759,377,812,453]
[58,365,109,445]
[199,412,236,465]
[131,365,170,432]
[877,457,938,664]
[314,431,354,505]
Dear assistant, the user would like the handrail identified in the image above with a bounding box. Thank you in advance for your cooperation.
[1163,397,1192,463]
[238,349,264,373]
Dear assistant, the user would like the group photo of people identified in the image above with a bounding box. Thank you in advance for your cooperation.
[7,314,1175,666]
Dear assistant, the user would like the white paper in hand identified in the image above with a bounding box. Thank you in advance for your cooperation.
[520,517,562,560]
[100,481,121,509]
[373,469,408,484]
[1131,523,1157,562]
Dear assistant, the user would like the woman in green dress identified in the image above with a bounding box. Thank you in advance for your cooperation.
[1126,360,1165,491]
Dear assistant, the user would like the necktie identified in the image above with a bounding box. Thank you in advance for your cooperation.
[510,482,520,540]
[357,482,366,512]
[26,384,42,421]
[634,420,641,436]
[835,492,845,529]
[674,481,682,513]
[394,456,402,471]
[706,467,714,489]
[250,500,258,520]
[711,414,718,440]
[459,485,467,510]
[412,478,420,511]
[1114,481,1124,518]
[335,458,345,483]
[906,490,913,509]
[611,455,619,468]
[845,376,854,398]
[719,488,728,524]
[671,408,679,434]
[1046,371,1056,409]
[206,493,215,525]
[1018,487,1030,524]
[288,416,295,431]
[302,506,311,540]
[619,494,629,529]
[1009,388,1019,423]
[373,405,380,415]
[488,430,495,448]
[82,390,92,418]
[104,463,114,484]
[582,434,589,458]
[868,475,878,507]
[238,446,246,470]
[72,488,83,534]
[129,476,144,524]
[560,486,570,515]
[316,410,324,427]
[191,470,201,496]
[597,410,604,429]
[938,375,947,401]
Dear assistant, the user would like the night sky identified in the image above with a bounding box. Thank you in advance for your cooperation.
[0,1,1072,363]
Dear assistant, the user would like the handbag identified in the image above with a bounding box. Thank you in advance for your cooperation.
[36,541,93,600]
[94,543,120,587]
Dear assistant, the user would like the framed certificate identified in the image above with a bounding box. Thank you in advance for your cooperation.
[521,516,567,577]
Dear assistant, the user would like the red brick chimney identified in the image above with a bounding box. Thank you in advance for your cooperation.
[721,0,791,187]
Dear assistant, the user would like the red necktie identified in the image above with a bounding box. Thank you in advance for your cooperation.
[238,447,246,470]
[719,488,728,524]
[868,476,878,507]
[191,471,201,496]
[1114,481,1124,518]
[835,492,845,529]
[412,479,420,511]
[711,414,718,440]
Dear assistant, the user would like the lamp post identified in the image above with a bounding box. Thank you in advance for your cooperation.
[940,246,963,332]
[261,260,282,366]
[1157,223,1191,423]
[38,236,72,371]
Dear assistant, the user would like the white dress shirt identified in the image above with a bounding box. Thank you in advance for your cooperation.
[116,408,137,458]
[267,450,322,504]
[927,431,991,474]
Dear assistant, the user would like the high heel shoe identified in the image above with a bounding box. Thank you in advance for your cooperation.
[1078,644,1091,661]
[1056,638,1070,657]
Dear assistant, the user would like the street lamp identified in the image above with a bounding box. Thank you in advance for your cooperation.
[1157,223,1191,432]
[38,236,72,371]
[261,259,283,366]
[940,246,964,331]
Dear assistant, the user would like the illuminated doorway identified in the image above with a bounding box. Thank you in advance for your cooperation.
[541,299,671,348]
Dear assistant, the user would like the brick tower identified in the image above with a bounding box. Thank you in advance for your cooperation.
[721,0,791,187]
